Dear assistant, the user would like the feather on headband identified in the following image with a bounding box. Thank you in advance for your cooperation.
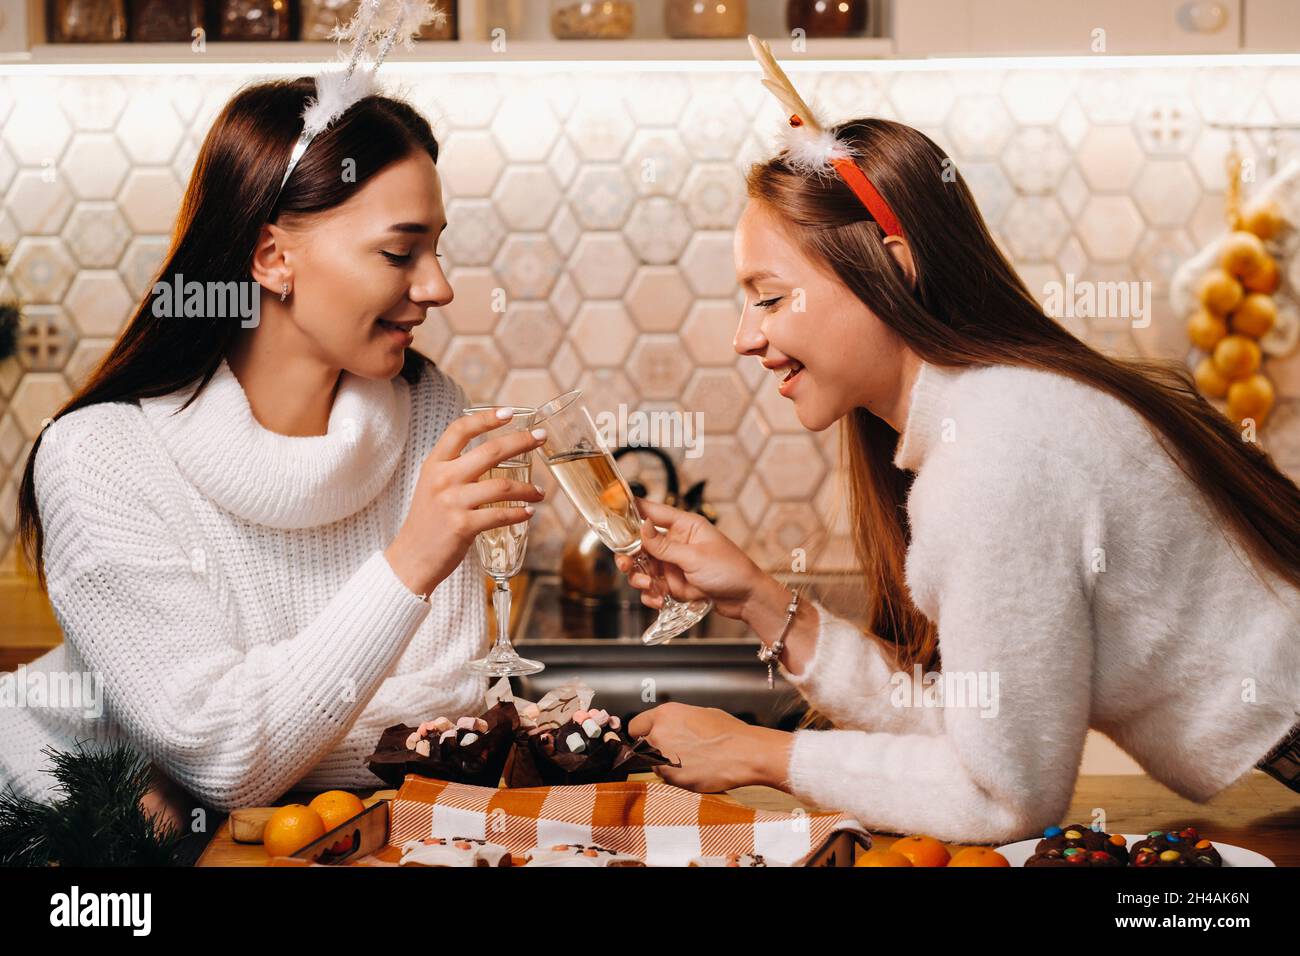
[747,34,903,239]
[270,0,444,209]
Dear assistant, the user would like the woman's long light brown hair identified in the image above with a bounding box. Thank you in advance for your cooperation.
[747,117,1300,678]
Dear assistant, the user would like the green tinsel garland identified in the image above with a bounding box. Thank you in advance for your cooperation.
[0,740,206,867]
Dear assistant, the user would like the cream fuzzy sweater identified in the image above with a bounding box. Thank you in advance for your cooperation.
[782,360,1300,843]
[0,357,487,812]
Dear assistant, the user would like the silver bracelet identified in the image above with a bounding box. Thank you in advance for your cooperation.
[757,588,800,690]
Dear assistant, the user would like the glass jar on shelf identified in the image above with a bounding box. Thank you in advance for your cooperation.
[48,0,127,42]
[300,0,359,40]
[550,0,635,39]
[301,0,457,41]
[786,0,868,39]
[217,0,292,41]
[129,0,204,42]
[462,0,525,42]
[421,0,458,40]
[665,0,747,39]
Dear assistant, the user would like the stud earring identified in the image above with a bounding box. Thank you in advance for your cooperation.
[280,281,289,302]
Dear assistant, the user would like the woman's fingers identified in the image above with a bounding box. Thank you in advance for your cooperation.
[467,505,535,534]
[635,496,691,527]
[658,560,700,600]
[628,561,700,604]
[460,478,544,509]
[451,428,545,483]
[429,407,517,461]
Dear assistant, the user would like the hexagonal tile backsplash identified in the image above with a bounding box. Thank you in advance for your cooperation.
[3,65,1300,574]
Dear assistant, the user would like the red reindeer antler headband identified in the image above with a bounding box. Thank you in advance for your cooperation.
[747,34,903,239]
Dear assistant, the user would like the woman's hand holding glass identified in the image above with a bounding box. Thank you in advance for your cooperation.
[613,497,817,652]
[612,498,769,619]
[384,408,546,598]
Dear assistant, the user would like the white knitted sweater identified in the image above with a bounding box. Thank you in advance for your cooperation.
[0,356,487,812]
[783,360,1300,844]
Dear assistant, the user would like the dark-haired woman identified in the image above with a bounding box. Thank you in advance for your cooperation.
[619,118,1300,844]
[0,80,545,813]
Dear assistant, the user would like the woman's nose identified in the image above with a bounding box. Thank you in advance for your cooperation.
[733,303,767,357]
[412,253,453,309]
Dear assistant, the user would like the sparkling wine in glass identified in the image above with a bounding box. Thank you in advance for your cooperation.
[534,389,712,645]
[462,405,545,677]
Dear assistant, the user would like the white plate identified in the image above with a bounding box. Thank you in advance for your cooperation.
[995,834,1275,867]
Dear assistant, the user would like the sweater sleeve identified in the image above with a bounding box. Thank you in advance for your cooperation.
[778,601,944,736]
[296,561,491,790]
[783,444,1096,844]
[34,423,435,812]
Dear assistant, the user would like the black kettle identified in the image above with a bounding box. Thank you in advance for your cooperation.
[559,445,717,605]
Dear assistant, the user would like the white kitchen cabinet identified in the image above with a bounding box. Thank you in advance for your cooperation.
[895,0,1243,55]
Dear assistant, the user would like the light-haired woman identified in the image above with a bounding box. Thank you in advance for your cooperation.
[620,117,1300,844]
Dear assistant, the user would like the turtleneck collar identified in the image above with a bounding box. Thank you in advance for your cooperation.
[892,360,971,472]
[139,356,411,529]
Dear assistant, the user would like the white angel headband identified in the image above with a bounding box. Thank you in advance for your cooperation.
[269,0,442,211]
[747,34,903,238]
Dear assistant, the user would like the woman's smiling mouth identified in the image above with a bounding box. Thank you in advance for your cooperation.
[766,360,804,397]
[376,317,420,342]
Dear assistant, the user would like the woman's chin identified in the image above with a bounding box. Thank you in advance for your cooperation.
[347,350,406,380]
[792,398,835,433]
[788,383,851,433]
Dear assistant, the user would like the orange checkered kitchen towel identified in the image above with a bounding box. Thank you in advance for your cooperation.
[374,773,871,866]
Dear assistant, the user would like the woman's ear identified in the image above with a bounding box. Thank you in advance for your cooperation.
[250,223,293,294]
[882,236,917,291]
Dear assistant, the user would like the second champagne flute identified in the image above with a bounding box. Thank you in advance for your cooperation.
[533,389,712,645]
[462,405,545,677]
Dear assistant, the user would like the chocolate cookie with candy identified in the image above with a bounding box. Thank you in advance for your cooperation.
[1024,823,1129,867]
[1024,847,1125,867]
[1130,827,1222,867]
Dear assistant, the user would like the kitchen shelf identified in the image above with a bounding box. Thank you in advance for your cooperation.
[6,37,895,66]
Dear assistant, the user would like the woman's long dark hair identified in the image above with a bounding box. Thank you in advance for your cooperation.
[16,77,441,589]
[748,117,1300,676]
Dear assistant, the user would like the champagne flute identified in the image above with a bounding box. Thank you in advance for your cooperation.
[462,405,545,677]
[533,389,712,645]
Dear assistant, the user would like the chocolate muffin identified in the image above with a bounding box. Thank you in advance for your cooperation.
[1130,827,1222,867]
[1025,823,1130,866]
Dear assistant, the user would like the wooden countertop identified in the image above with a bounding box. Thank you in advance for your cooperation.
[194,771,1299,866]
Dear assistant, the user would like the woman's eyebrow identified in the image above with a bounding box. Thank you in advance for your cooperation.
[384,221,448,235]
[739,269,779,289]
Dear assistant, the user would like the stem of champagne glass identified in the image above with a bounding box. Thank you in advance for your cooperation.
[631,551,681,608]
[491,578,512,650]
